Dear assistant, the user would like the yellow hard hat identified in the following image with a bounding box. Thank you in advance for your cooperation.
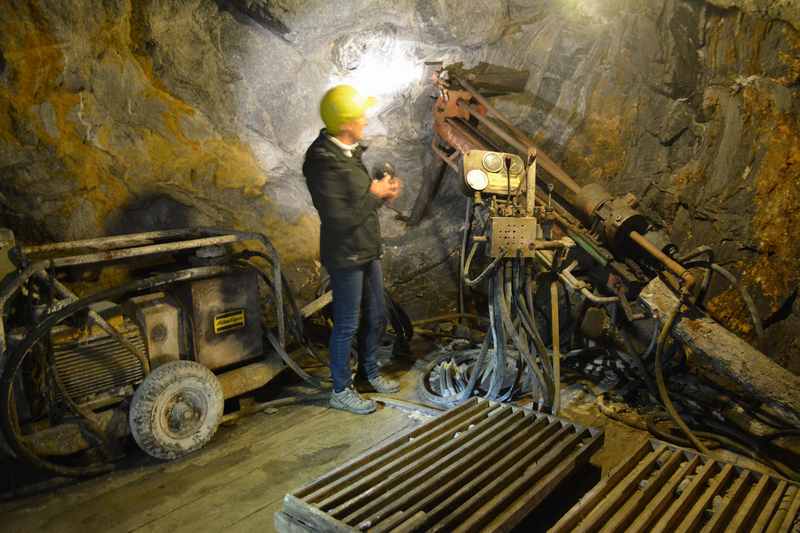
[320,85,376,134]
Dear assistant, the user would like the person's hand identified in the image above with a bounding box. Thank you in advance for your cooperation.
[369,174,400,200]
[385,174,402,201]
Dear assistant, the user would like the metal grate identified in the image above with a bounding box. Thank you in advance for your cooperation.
[551,439,800,533]
[278,398,603,532]
[52,318,146,403]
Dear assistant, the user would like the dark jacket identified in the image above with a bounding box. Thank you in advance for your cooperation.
[303,130,383,270]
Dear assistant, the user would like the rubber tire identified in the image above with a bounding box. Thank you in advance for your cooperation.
[129,361,224,460]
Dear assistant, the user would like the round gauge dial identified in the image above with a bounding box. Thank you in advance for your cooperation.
[481,152,503,173]
[465,169,489,191]
[509,158,523,175]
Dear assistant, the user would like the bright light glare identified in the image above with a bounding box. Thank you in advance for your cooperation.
[330,41,422,100]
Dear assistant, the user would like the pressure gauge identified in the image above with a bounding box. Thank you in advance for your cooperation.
[509,158,524,175]
[482,152,503,173]
[465,169,489,191]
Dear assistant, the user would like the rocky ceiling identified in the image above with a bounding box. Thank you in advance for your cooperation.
[0,0,798,372]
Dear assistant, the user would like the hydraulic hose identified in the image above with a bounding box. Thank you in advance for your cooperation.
[683,259,765,349]
[463,242,505,287]
[654,298,711,454]
[496,265,551,406]
[458,197,474,319]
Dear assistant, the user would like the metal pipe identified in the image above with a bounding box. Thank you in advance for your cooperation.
[431,140,460,172]
[550,280,561,415]
[534,249,618,304]
[629,231,695,289]
[48,234,242,268]
[21,228,205,255]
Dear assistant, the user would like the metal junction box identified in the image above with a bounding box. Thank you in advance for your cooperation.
[178,269,263,370]
[490,216,538,258]
[126,292,183,370]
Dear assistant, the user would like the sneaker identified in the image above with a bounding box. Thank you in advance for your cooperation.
[368,374,400,394]
[330,387,376,415]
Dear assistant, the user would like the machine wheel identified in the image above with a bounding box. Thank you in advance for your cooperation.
[129,361,223,460]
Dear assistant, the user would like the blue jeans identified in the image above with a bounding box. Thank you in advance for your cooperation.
[328,260,387,392]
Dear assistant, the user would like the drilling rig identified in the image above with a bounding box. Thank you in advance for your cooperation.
[414,63,800,471]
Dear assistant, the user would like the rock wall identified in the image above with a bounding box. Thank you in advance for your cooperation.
[0,0,798,370]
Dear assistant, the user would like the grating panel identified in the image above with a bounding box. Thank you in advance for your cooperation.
[278,398,603,532]
[550,439,800,533]
[52,318,146,403]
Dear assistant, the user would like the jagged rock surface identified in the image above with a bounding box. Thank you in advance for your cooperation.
[0,0,798,370]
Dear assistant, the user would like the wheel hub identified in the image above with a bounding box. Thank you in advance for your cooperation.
[161,391,207,438]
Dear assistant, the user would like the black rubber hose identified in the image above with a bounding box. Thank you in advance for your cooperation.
[645,417,721,450]
[458,197,474,319]
[265,331,328,390]
[235,251,303,340]
[486,271,506,400]
[496,265,551,408]
[654,298,711,454]
[682,259,765,349]
[384,290,414,342]
[416,342,490,408]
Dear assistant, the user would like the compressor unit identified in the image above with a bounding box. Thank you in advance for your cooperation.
[0,228,301,476]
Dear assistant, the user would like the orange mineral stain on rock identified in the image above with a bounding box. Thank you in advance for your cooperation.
[562,77,631,184]
[0,1,300,259]
[707,82,800,337]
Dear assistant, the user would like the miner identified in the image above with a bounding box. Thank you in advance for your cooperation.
[303,84,401,414]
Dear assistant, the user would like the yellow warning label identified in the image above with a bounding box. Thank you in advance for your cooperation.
[214,309,246,334]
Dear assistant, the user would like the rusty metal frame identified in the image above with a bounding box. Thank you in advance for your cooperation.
[0,228,286,378]
[432,69,695,290]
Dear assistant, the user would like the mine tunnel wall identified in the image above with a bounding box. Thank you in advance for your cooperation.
[0,0,798,372]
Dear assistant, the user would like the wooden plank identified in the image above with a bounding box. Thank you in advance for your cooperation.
[627,454,702,532]
[766,485,799,533]
[301,400,493,502]
[314,404,514,511]
[548,439,654,532]
[675,463,735,532]
[342,412,544,526]
[568,447,666,533]
[374,421,567,533]
[438,428,588,532]
[295,398,484,499]
[701,471,751,533]
[7,404,332,533]
[651,460,718,533]
[327,407,524,518]
[729,474,772,533]
[599,448,685,533]
[300,290,332,317]
[640,277,800,415]
[753,480,788,532]
[135,407,418,533]
[482,433,605,533]
[777,486,800,533]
